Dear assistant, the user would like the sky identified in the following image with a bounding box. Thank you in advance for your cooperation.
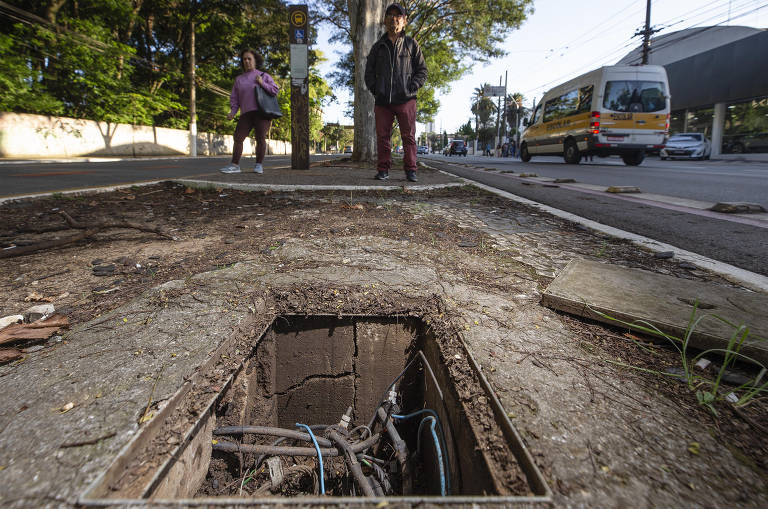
[314,0,767,135]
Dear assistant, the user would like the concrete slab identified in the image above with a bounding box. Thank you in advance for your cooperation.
[542,259,768,365]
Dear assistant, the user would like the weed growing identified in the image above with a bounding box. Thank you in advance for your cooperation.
[592,302,768,415]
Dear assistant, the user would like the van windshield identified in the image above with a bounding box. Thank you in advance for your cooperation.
[603,80,666,113]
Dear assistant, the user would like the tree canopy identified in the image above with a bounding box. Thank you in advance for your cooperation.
[317,0,533,122]
[0,0,334,141]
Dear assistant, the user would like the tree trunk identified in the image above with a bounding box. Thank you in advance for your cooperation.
[347,0,386,163]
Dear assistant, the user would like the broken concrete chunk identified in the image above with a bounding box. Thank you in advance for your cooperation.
[25,303,55,322]
[709,202,766,214]
[0,315,24,330]
[654,251,675,259]
[542,259,768,366]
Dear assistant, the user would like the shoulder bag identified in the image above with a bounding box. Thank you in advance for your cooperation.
[254,73,282,119]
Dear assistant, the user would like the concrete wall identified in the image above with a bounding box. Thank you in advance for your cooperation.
[0,112,291,158]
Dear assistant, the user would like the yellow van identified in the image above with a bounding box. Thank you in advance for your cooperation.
[520,65,669,166]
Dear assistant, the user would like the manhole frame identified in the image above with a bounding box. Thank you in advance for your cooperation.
[80,313,552,506]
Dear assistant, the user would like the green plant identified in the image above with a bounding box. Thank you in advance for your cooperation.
[592,302,768,415]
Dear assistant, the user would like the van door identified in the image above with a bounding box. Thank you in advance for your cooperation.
[601,78,668,146]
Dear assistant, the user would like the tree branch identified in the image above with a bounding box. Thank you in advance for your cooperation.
[0,211,177,259]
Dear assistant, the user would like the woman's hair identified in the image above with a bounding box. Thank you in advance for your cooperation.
[240,48,264,69]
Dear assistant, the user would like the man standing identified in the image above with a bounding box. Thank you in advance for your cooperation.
[365,3,428,182]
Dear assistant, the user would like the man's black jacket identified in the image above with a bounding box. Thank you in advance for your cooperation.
[364,32,427,106]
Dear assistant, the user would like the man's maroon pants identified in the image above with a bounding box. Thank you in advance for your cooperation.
[374,99,417,173]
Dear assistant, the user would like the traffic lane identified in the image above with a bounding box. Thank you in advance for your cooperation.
[0,155,297,197]
[423,155,768,208]
[429,161,768,276]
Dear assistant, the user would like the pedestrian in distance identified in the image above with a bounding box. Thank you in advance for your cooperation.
[220,49,279,175]
[365,3,428,182]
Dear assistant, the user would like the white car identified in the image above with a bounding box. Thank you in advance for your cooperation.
[660,133,711,160]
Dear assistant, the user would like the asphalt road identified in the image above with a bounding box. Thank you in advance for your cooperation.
[0,155,296,196]
[425,153,768,208]
[1,152,766,276]
[423,154,768,277]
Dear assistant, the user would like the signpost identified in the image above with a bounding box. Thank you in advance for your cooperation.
[289,5,309,169]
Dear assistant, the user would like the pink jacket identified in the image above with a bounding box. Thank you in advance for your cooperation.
[229,69,279,116]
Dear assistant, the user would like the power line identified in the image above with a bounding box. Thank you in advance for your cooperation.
[519,0,767,100]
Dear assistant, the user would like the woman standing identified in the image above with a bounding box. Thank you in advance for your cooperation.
[220,49,279,174]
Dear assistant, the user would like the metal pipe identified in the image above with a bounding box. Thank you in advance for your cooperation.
[213,425,333,447]
[213,433,380,458]
[327,430,375,498]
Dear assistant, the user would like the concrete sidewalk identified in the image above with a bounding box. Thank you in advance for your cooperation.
[1,160,767,508]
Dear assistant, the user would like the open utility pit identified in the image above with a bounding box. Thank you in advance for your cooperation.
[82,315,550,505]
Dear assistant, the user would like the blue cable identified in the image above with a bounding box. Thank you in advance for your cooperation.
[416,416,446,496]
[392,409,451,495]
[295,422,325,495]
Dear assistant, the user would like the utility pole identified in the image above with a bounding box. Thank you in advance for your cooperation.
[636,0,660,65]
[189,20,197,157]
[641,0,651,64]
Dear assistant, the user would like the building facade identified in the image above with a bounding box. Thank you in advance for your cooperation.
[618,26,768,155]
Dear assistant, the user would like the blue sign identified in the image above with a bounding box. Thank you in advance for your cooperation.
[294,28,305,43]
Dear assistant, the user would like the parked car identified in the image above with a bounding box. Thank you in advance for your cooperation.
[660,133,711,160]
[343,145,353,154]
[724,132,768,153]
[448,140,467,156]
[417,145,429,154]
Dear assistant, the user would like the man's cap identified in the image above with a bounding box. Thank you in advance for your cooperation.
[385,3,406,16]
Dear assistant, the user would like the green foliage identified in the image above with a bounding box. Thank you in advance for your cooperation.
[321,123,353,151]
[0,31,64,114]
[315,0,533,123]
[0,0,333,137]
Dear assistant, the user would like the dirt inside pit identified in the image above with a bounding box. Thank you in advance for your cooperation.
[0,177,766,508]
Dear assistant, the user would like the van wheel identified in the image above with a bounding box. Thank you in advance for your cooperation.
[520,143,531,162]
[564,140,581,164]
[622,151,645,166]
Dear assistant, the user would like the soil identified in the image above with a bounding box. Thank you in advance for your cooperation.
[0,177,766,507]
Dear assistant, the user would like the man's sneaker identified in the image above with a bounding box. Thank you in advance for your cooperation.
[406,170,418,182]
[375,171,389,180]
[253,163,263,174]
[219,163,241,174]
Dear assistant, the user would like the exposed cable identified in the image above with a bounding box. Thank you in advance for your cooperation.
[392,409,451,495]
[295,422,325,495]
[416,416,446,496]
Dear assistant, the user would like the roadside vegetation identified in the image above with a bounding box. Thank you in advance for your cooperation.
[0,0,333,143]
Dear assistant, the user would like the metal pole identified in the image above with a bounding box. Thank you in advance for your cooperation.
[189,20,197,157]
[503,71,508,143]
[495,76,502,153]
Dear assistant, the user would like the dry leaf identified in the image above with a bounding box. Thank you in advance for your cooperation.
[24,291,54,302]
[59,402,75,413]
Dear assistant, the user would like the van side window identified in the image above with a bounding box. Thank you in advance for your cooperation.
[603,81,666,112]
[577,85,593,113]
[531,103,543,124]
[543,89,579,122]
